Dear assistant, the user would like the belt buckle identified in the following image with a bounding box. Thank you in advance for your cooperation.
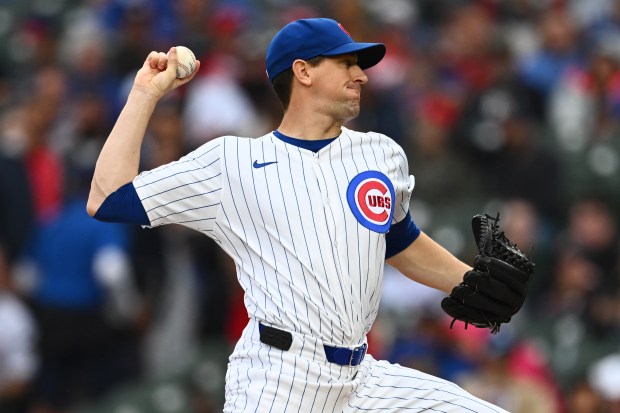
[349,343,368,366]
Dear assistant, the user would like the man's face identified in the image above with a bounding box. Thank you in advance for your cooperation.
[309,53,369,121]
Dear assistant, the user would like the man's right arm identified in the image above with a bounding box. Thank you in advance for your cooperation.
[86,90,158,216]
[86,48,200,217]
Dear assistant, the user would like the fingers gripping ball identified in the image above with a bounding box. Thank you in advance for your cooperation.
[168,46,196,78]
[441,213,535,334]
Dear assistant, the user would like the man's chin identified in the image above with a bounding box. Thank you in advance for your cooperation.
[345,102,361,117]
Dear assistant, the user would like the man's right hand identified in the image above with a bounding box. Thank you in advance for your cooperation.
[132,47,201,100]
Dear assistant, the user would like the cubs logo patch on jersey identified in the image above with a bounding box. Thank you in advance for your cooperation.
[346,171,395,233]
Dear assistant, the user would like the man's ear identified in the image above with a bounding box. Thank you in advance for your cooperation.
[292,59,312,86]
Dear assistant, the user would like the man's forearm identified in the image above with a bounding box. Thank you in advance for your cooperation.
[87,89,159,216]
[386,231,470,293]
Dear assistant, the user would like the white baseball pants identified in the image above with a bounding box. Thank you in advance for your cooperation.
[224,319,508,413]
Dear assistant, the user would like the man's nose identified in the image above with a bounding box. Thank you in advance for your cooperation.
[352,65,368,84]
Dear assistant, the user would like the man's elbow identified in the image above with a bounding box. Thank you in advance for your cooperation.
[86,196,101,217]
[86,179,105,217]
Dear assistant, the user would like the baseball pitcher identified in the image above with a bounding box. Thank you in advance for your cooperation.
[88,18,533,412]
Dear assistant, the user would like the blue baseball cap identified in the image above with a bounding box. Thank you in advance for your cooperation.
[265,18,386,81]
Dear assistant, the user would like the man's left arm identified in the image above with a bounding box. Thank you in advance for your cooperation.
[386,231,469,294]
[384,141,533,332]
[388,215,535,334]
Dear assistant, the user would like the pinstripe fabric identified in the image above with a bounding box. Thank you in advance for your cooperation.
[134,128,411,345]
[134,128,508,412]
[224,319,508,413]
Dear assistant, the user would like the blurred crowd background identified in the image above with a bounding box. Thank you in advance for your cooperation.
[1,0,620,412]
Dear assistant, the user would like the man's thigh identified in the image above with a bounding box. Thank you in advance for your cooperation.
[346,355,509,413]
[224,362,351,413]
[224,334,356,413]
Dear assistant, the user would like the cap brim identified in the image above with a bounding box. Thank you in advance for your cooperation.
[321,42,386,70]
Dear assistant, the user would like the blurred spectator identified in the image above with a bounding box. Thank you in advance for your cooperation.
[527,243,619,390]
[57,9,123,123]
[434,2,499,96]
[517,7,584,119]
[549,35,620,207]
[407,93,481,207]
[374,264,445,360]
[589,353,620,412]
[455,28,535,157]
[384,314,485,383]
[567,380,603,413]
[550,32,620,148]
[458,333,561,413]
[0,150,34,265]
[3,66,68,224]
[568,0,614,30]
[559,195,620,293]
[584,0,620,45]
[15,160,144,412]
[61,92,111,193]
[481,110,565,222]
[380,264,445,317]
[0,107,38,412]
[405,92,485,256]
[498,199,554,302]
[183,55,265,146]
[179,3,268,146]
[353,22,414,144]
[103,1,177,78]
[0,248,37,413]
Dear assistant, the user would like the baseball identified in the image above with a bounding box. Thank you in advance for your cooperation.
[169,46,196,78]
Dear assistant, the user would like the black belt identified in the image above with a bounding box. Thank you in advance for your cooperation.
[258,323,367,367]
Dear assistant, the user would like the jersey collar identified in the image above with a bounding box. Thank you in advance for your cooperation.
[272,130,338,153]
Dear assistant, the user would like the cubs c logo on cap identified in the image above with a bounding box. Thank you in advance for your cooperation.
[346,171,395,233]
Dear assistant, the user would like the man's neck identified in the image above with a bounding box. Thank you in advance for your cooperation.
[277,107,345,141]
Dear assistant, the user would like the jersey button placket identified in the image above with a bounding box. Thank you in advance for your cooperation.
[314,153,337,247]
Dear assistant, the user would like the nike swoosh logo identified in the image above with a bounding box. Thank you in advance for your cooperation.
[253,160,278,169]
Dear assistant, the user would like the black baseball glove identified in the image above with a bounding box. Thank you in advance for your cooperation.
[441,213,535,334]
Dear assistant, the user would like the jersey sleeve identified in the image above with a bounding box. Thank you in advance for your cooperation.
[385,211,420,258]
[133,137,224,232]
[385,138,419,257]
[94,182,150,225]
[390,141,415,225]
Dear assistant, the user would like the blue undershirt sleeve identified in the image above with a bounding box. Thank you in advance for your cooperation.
[93,182,150,226]
[385,211,421,259]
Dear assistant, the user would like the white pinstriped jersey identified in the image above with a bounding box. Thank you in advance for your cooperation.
[134,126,413,347]
[134,127,510,413]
